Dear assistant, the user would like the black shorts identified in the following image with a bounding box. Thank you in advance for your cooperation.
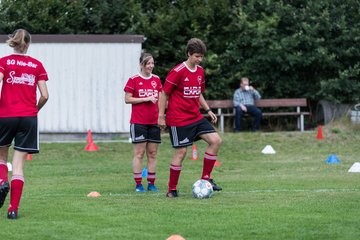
[130,124,161,144]
[169,118,216,148]
[0,116,39,153]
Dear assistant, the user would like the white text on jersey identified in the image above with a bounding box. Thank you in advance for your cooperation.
[184,86,201,97]
[6,59,38,68]
[6,71,35,86]
[139,89,159,98]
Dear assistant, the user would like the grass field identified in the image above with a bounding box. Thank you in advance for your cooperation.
[1,123,360,239]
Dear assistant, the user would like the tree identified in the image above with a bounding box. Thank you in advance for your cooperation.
[224,0,360,103]
[1,0,359,103]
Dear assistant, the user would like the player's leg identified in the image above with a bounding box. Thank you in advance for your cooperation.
[167,147,187,197]
[146,125,161,192]
[200,132,222,155]
[198,120,223,191]
[7,116,37,219]
[8,150,26,219]
[130,124,149,192]
[0,147,10,185]
[167,124,196,197]
[146,142,159,192]
[132,142,147,192]
[0,117,19,209]
[0,147,10,209]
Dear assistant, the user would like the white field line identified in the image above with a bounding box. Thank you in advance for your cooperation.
[25,188,360,199]
[108,188,360,197]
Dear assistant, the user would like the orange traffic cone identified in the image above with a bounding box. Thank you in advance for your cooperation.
[214,160,221,167]
[191,145,198,160]
[316,125,324,140]
[84,130,99,151]
[87,191,101,197]
[166,235,186,240]
[26,154,32,161]
[86,129,93,143]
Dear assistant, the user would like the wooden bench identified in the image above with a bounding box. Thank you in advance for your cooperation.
[205,98,311,133]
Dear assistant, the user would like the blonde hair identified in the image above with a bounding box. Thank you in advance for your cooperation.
[7,29,31,53]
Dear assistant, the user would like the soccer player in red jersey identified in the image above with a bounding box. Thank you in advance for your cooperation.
[0,29,49,219]
[158,38,223,198]
[124,53,162,192]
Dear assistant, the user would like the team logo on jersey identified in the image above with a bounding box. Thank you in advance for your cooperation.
[139,89,159,98]
[139,82,143,85]
[197,76,202,84]
[151,81,157,88]
[6,71,35,86]
[184,77,189,82]
[183,86,201,98]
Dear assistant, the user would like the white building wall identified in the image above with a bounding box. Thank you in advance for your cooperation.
[0,40,142,133]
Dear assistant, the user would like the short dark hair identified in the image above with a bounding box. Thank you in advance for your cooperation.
[241,77,249,84]
[186,38,206,56]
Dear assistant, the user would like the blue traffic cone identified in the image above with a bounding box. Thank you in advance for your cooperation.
[325,154,341,164]
[142,167,148,177]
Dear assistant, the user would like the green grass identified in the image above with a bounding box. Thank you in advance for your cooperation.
[1,128,360,239]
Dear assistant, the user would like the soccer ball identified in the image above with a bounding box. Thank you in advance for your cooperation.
[192,179,214,199]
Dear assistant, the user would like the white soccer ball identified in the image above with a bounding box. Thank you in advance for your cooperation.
[192,179,214,199]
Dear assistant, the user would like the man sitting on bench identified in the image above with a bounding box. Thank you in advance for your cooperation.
[233,77,262,132]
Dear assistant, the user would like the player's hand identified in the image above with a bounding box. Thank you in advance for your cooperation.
[147,96,157,103]
[158,116,167,130]
[208,111,217,124]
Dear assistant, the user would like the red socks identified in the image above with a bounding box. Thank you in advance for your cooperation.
[168,164,182,191]
[147,172,156,185]
[133,172,142,186]
[201,152,217,180]
[0,160,8,185]
[134,172,157,185]
[8,175,24,212]
[167,152,216,192]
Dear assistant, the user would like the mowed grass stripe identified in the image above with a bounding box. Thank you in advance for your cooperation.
[1,126,360,240]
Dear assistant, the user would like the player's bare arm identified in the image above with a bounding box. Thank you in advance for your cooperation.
[37,80,49,111]
[200,94,217,124]
[125,92,156,104]
[158,90,168,130]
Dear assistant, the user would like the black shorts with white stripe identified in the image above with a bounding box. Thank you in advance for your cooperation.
[169,118,216,148]
[130,124,161,144]
[0,116,39,153]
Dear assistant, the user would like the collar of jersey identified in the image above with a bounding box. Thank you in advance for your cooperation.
[138,72,152,80]
[183,62,197,73]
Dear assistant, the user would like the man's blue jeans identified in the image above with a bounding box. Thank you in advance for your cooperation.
[234,105,262,131]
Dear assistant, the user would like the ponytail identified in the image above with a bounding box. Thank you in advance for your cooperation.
[7,29,31,53]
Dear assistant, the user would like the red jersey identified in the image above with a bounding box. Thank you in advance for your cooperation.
[0,54,48,117]
[163,62,205,126]
[124,73,162,124]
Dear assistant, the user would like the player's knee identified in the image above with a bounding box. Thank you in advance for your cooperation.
[210,135,222,147]
[215,136,222,147]
[175,148,187,159]
[147,150,157,160]
[134,151,145,160]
